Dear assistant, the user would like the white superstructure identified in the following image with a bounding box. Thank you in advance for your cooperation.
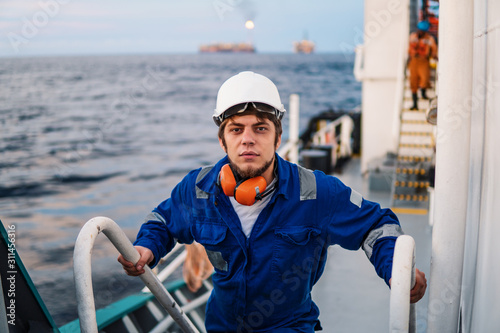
[358,0,500,332]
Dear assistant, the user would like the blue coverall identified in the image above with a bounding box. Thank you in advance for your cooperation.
[134,154,403,332]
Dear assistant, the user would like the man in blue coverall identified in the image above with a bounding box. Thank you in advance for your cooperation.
[118,71,427,332]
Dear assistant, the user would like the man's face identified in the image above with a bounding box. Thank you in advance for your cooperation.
[219,114,281,181]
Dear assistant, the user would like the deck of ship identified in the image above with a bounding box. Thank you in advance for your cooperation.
[311,157,432,332]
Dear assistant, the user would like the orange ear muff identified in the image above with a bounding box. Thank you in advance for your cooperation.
[234,176,267,206]
[220,164,237,196]
[219,164,268,206]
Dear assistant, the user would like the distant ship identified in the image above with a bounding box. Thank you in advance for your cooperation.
[293,39,315,54]
[199,42,256,53]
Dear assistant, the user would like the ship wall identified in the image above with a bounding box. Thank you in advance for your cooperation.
[358,0,410,173]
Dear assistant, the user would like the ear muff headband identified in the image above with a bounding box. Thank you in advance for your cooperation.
[219,164,267,206]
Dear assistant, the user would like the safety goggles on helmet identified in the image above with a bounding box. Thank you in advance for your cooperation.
[213,102,283,126]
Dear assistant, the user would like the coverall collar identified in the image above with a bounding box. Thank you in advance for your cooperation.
[195,153,290,201]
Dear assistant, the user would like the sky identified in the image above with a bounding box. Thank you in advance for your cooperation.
[0,0,364,57]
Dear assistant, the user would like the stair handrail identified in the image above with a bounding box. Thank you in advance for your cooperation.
[73,216,199,333]
[389,235,416,333]
[141,243,187,292]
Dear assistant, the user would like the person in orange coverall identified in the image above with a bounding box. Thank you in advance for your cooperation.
[408,20,438,110]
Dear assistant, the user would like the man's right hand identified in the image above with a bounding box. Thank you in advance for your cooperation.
[117,246,154,276]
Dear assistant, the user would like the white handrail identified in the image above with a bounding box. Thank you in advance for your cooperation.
[141,245,187,293]
[353,44,365,81]
[277,94,300,163]
[311,115,354,158]
[389,235,416,333]
[150,288,212,333]
[287,93,300,164]
[277,94,354,165]
[73,216,199,333]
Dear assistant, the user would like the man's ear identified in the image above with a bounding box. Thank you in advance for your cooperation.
[275,135,282,150]
[219,136,227,153]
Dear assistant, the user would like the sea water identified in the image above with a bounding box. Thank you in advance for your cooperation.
[0,53,360,326]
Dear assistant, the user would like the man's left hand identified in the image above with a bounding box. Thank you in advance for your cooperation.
[410,268,427,303]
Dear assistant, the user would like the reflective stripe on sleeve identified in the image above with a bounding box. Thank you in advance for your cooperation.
[350,189,363,208]
[362,224,404,259]
[144,212,167,225]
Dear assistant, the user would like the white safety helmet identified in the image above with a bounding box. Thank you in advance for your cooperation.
[213,71,286,126]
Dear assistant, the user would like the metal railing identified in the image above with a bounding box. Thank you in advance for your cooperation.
[277,94,300,164]
[278,114,354,167]
[73,216,199,333]
[310,115,354,160]
[277,93,355,170]
[389,235,417,333]
[141,242,186,293]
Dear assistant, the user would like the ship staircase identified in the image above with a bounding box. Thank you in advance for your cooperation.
[390,66,437,215]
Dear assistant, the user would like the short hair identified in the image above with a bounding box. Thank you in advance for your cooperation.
[218,108,282,148]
